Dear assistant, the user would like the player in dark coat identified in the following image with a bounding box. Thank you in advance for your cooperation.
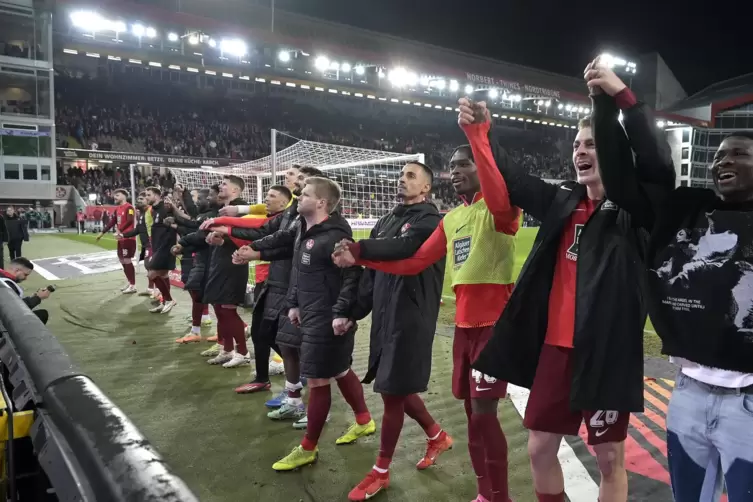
[331,162,453,500]
[239,176,375,472]
[144,186,178,314]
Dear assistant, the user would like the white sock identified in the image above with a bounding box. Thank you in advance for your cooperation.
[287,397,303,406]
[373,466,388,474]
[429,429,442,441]
[191,326,200,334]
[286,381,303,392]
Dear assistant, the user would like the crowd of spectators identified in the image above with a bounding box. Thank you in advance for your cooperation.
[58,165,176,205]
[55,69,576,215]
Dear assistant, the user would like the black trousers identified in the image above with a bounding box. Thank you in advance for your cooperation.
[250,286,281,382]
[34,309,48,325]
[8,240,22,260]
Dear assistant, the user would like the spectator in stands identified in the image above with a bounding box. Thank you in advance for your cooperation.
[0,257,51,325]
[4,206,29,260]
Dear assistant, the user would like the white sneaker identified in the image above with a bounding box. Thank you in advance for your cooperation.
[207,350,233,365]
[122,284,137,294]
[161,300,177,314]
[222,351,251,368]
[149,303,164,313]
[269,360,285,376]
[119,283,131,292]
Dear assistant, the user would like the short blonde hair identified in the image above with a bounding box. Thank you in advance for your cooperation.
[305,176,341,213]
[578,115,592,130]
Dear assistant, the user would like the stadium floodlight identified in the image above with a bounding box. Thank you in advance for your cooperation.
[489,88,499,99]
[557,103,564,110]
[536,100,543,106]
[315,56,329,71]
[545,100,551,107]
[329,61,340,71]
[355,66,365,76]
[657,120,666,128]
[220,38,247,57]
[378,69,385,78]
[600,52,637,75]
[278,50,290,62]
[112,20,126,33]
[577,106,584,113]
[207,38,217,48]
[341,62,352,73]
[131,23,145,37]
[388,67,407,87]
[512,94,522,102]
[420,76,430,87]
[145,27,157,38]
[464,84,474,95]
[584,107,590,114]
[70,10,104,31]
[565,104,573,111]
[435,79,446,90]
[449,80,459,92]
[167,32,179,42]
[188,34,199,45]
[406,72,419,87]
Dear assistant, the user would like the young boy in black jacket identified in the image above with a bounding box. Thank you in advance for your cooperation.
[245,176,375,472]
[586,59,753,502]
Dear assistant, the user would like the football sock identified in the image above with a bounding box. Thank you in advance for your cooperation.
[472,412,510,502]
[123,263,136,285]
[301,385,331,451]
[465,399,492,501]
[335,369,371,425]
[377,394,408,470]
[404,393,441,438]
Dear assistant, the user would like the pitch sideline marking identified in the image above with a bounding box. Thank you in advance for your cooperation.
[30,261,60,281]
[508,384,600,501]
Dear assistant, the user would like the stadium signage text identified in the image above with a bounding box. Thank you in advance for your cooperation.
[56,148,238,167]
[465,73,561,99]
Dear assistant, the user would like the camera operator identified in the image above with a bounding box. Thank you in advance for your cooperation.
[0,257,53,324]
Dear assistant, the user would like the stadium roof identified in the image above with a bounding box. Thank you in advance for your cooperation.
[72,0,589,101]
[667,72,753,113]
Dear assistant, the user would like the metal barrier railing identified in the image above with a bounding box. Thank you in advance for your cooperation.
[0,287,199,501]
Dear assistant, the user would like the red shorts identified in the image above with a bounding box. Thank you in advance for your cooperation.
[523,344,629,445]
[452,326,508,399]
[117,239,137,260]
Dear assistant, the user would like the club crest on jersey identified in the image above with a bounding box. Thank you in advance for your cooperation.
[400,223,411,234]
[305,239,315,250]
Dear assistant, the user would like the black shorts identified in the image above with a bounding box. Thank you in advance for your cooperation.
[149,251,176,272]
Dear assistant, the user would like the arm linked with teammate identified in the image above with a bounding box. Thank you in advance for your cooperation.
[355,212,441,261]
[357,222,447,276]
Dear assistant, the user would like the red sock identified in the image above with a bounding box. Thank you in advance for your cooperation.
[288,387,302,399]
[154,276,172,301]
[472,413,510,502]
[377,394,407,470]
[189,291,204,327]
[301,385,331,451]
[335,369,371,425]
[404,393,441,438]
[202,304,209,316]
[123,263,136,285]
[214,305,246,354]
[465,400,492,501]
[535,492,565,502]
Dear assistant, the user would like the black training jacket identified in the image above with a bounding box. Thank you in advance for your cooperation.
[353,202,444,395]
[472,125,658,413]
[123,208,149,249]
[149,201,177,258]
[252,212,362,372]
[233,199,301,346]
[592,93,753,373]
[178,206,220,295]
[201,198,249,306]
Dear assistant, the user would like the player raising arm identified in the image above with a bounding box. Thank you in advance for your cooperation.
[463,96,657,502]
[586,60,753,502]
[97,189,138,294]
[334,135,519,502]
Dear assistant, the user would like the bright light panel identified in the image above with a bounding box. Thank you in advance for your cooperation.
[341,62,351,73]
[220,38,247,57]
[449,80,459,92]
[145,27,157,38]
[167,32,179,42]
[329,61,340,71]
[315,56,329,71]
[355,66,365,76]
[464,84,474,94]
[489,88,499,99]
[131,23,145,37]
[278,51,290,63]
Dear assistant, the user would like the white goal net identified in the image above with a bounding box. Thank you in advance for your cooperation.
[169,131,424,225]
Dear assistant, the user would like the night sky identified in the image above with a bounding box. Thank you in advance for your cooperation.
[276,0,751,95]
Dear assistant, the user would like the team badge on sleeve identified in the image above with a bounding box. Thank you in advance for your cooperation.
[400,223,411,234]
[305,239,315,250]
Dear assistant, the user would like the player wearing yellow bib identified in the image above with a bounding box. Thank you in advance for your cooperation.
[338,131,520,502]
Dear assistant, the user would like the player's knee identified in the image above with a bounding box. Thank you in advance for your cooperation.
[308,378,330,388]
[528,431,561,469]
[334,369,350,379]
[121,258,132,265]
[593,442,624,479]
[470,397,498,415]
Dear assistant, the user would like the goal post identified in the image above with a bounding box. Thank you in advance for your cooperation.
[168,132,425,224]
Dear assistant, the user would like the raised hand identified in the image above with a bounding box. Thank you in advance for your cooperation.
[584,57,626,97]
[332,317,354,336]
[288,307,301,327]
[219,205,240,217]
[458,98,490,127]
[211,225,230,236]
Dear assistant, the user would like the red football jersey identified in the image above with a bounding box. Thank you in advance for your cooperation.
[114,203,136,238]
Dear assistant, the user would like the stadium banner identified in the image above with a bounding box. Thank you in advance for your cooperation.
[56,148,240,168]
[465,73,561,99]
[348,218,380,229]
